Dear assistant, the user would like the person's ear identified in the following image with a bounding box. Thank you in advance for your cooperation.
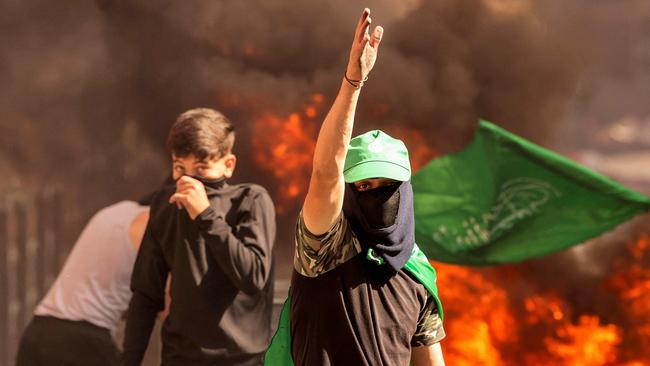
[224,154,237,179]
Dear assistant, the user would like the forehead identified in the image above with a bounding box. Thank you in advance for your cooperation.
[171,154,213,164]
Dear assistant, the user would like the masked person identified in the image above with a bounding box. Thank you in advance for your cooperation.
[16,198,151,366]
[264,8,445,366]
[121,108,276,366]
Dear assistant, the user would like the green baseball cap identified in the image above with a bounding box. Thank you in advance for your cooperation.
[343,130,411,183]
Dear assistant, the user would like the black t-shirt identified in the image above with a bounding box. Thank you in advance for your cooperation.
[122,181,276,366]
[290,213,444,366]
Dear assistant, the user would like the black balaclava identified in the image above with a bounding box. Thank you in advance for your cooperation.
[343,180,415,273]
[188,175,226,192]
[356,183,401,228]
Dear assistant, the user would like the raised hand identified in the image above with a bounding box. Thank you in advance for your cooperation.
[346,8,384,85]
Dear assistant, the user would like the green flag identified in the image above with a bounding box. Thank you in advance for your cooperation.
[412,120,650,265]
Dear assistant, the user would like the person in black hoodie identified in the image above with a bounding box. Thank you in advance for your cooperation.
[121,108,276,366]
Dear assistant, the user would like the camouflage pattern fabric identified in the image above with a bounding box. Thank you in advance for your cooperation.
[293,212,361,277]
[412,294,446,345]
[293,211,445,345]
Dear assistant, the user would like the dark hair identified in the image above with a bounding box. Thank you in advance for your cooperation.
[166,108,235,160]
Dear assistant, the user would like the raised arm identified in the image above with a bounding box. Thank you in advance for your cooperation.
[302,8,383,235]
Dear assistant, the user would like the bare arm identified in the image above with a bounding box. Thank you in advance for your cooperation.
[128,209,150,250]
[302,8,384,235]
[411,343,446,366]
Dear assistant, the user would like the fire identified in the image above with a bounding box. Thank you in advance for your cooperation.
[433,262,515,365]
[248,90,443,211]
[251,94,323,213]
[432,232,650,365]
[629,233,650,261]
[385,126,439,171]
[524,294,566,323]
[544,315,621,366]
[606,233,650,362]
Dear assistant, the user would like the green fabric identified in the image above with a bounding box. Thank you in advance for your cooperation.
[344,130,411,183]
[263,244,442,365]
[412,120,650,265]
[263,291,293,366]
[402,245,444,321]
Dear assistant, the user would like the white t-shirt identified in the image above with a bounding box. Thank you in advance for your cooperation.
[35,200,148,331]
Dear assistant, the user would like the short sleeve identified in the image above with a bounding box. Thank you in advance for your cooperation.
[411,292,446,346]
[293,211,361,277]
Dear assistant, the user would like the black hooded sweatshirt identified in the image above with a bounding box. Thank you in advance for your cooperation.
[121,179,276,366]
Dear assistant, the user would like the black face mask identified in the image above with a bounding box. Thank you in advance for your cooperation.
[186,175,226,190]
[343,181,415,273]
[355,184,400,229]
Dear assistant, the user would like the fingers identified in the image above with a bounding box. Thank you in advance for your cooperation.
[176,175,199,186]
[357,11,371,44]
[176,175,204,191]
[169,193,185,209]
[355,8,370,37]
[176,180,196,191]
[369,26,383,49]
[172,176,200,208]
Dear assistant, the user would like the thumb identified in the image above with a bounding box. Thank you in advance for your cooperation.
[370,26,383,49]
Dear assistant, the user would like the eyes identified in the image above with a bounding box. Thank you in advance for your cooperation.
[173,163,208,176]
[354,179,398,191]
[356,182,372,191]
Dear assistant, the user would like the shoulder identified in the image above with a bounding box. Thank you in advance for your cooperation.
[294,212,361,277]
[229,183,275,209]
[231,183,272,199]
[93,200,138,217]
[146,186,176,225]
[87,200,145,226]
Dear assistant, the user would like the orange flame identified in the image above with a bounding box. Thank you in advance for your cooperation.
[431,232,650,366]
[606,233,650,362]
[433,262,515,365]
[251,94,323,213]
[385,126,439,172]
[544,315,621,366]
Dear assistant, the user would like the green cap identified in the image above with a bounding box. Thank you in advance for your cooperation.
[343,130,411,183]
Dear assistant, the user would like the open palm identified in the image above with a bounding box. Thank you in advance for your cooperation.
[347,8,383,82]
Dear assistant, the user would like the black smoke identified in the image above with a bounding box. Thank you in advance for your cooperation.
[1,0,648,277]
